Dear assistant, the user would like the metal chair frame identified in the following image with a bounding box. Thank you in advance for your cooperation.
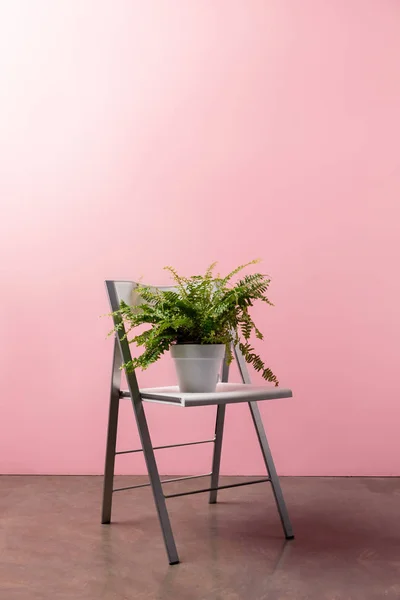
[102,280,294,565]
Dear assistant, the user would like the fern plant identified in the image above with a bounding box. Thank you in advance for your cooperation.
[112,260,279,386]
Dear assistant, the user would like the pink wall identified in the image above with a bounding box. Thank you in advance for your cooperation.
[1,0,400,476]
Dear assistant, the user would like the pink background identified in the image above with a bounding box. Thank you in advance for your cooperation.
[1,1,399,476]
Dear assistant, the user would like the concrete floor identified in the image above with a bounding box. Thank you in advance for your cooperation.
[0,476,399,600]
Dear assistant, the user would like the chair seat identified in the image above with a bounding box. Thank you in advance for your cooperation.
[121,383,292,407]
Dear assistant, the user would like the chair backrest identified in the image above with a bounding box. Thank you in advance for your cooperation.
[106,280,177,312]
[105,280,176,390]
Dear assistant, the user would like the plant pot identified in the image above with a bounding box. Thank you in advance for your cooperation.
[170,344,225,393]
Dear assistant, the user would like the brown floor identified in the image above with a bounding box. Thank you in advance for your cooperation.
[0,476,399,600]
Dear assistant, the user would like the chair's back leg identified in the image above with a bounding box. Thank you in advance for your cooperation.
[248,402,294,539]
[234,347,294,539]
[102,338,122,524]
[209,358,230,504]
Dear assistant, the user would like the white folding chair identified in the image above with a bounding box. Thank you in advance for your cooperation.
[102,280,294,565]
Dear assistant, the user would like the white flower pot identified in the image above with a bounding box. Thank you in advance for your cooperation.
[170,344,226,393]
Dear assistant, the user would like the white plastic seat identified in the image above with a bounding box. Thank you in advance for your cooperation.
[120,383,293,407]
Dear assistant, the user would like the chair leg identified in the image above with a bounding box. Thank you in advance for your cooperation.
[209,404,226,504]
[248,401,294,539]
[101,338,122,524]
[233,345,294,539]
[132,398,180,565]
[209,359,229,504]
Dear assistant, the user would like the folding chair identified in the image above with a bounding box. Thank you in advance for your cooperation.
[102,280,294,565]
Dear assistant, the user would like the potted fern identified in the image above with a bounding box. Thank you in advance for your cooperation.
[112,260,279,393]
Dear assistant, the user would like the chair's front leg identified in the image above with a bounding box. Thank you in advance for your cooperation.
[209,358,230,504]
[132,397,180,565]
[101,338,122,524]
[209,404,226,503]
[248,401,294,539]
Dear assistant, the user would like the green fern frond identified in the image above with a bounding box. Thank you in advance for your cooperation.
[220,259,261,285]
[204,261,218,280]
